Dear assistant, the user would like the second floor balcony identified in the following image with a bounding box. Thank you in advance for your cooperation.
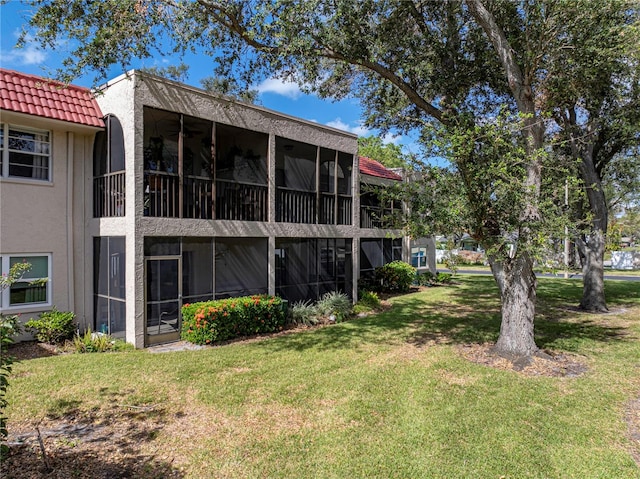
[94,171,125,217]
[143,172,268,221]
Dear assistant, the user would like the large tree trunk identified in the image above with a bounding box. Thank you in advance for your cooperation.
[467,0,544,358]
[577,152,609,312]
[490,254,539,358]
[577,229,607,311]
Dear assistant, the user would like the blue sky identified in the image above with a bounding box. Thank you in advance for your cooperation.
[1,0,416,152]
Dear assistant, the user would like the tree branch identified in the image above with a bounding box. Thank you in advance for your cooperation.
[196,0,445,123]
[465,0,531,113]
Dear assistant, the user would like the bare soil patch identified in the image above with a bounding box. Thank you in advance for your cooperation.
[7,341,63,361]
[1,406,183,479]
[458,343,589,378]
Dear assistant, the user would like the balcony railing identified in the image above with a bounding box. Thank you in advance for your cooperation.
[338,195,352,225]
[319,194,353,225]
[319,193,335,224]
[144,172,179,217]
[360,205,401,229]
[94,171,125,217]
[216,179,268,221]
[140,172,352,225]
[144,173,268,221]
[277,188,316,223]
[183,176,213,219]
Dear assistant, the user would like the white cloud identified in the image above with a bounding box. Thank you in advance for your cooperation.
[1,34,47,66]
[324,120,406,146]
[325,118,371,137]
[256,78,303,99]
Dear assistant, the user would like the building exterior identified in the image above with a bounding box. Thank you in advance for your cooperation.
[0,69,104,341]
[1,69,434,348]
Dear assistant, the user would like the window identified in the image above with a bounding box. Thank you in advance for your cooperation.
[411,247,427,268]
[93,115,125,176]
[0,124,51,181]
[0,255,51,309]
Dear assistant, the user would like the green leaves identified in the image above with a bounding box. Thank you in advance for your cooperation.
[358,136,411,168]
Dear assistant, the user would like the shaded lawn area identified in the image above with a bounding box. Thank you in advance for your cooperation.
[3,276,640,478]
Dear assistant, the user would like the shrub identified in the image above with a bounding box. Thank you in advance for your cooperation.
[0,261,30,459]
[457,250,485,265]
[436,272,453,284]
[315,291,352,322]
[181,295,286,345]
[0,314,21,459]
[416,271,437,286]
[25,308,76,344]
[376,261,416,293]
[288,300,318,326]
[353,290,382,315]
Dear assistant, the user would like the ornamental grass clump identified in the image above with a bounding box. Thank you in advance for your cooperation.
[181,295,285,345]
[315,291,352,322]
[288,300,318,326]
[73,330,114,353]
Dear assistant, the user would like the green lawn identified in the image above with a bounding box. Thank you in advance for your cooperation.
[5,276,640,478]
[437,263,640,277]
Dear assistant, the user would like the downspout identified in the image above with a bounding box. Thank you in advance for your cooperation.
[66,132,75,312]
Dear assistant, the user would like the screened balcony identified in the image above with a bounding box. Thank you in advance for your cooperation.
[143,108,269,221]
[360,190,402,229]
[275,138,353,225]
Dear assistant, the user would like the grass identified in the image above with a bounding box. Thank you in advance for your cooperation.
[5,276,640,478]
[436,262,640,277]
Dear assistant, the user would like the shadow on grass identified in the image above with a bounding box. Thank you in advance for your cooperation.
[2,439,182,479]
[256,276,639,355]
[4,391,184,479]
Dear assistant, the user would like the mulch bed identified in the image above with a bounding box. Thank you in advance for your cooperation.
[7,341,63,361]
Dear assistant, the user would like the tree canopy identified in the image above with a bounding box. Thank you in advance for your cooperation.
[357,136,410,169]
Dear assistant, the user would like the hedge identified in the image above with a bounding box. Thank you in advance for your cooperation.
[181,295,286,345]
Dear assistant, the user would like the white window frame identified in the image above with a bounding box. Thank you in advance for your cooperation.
[0,254,52,311]
[0,123,52,182]
[411,246,428,268]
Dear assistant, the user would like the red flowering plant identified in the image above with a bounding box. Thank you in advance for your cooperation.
[181,295,285,345]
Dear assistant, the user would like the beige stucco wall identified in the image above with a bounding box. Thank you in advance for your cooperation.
[0,110,99,338]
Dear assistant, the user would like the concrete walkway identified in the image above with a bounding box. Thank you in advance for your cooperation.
[146,341,206,353]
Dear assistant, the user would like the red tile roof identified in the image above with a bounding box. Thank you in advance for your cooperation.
[358,156,402,181]
[0,69,104,128]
